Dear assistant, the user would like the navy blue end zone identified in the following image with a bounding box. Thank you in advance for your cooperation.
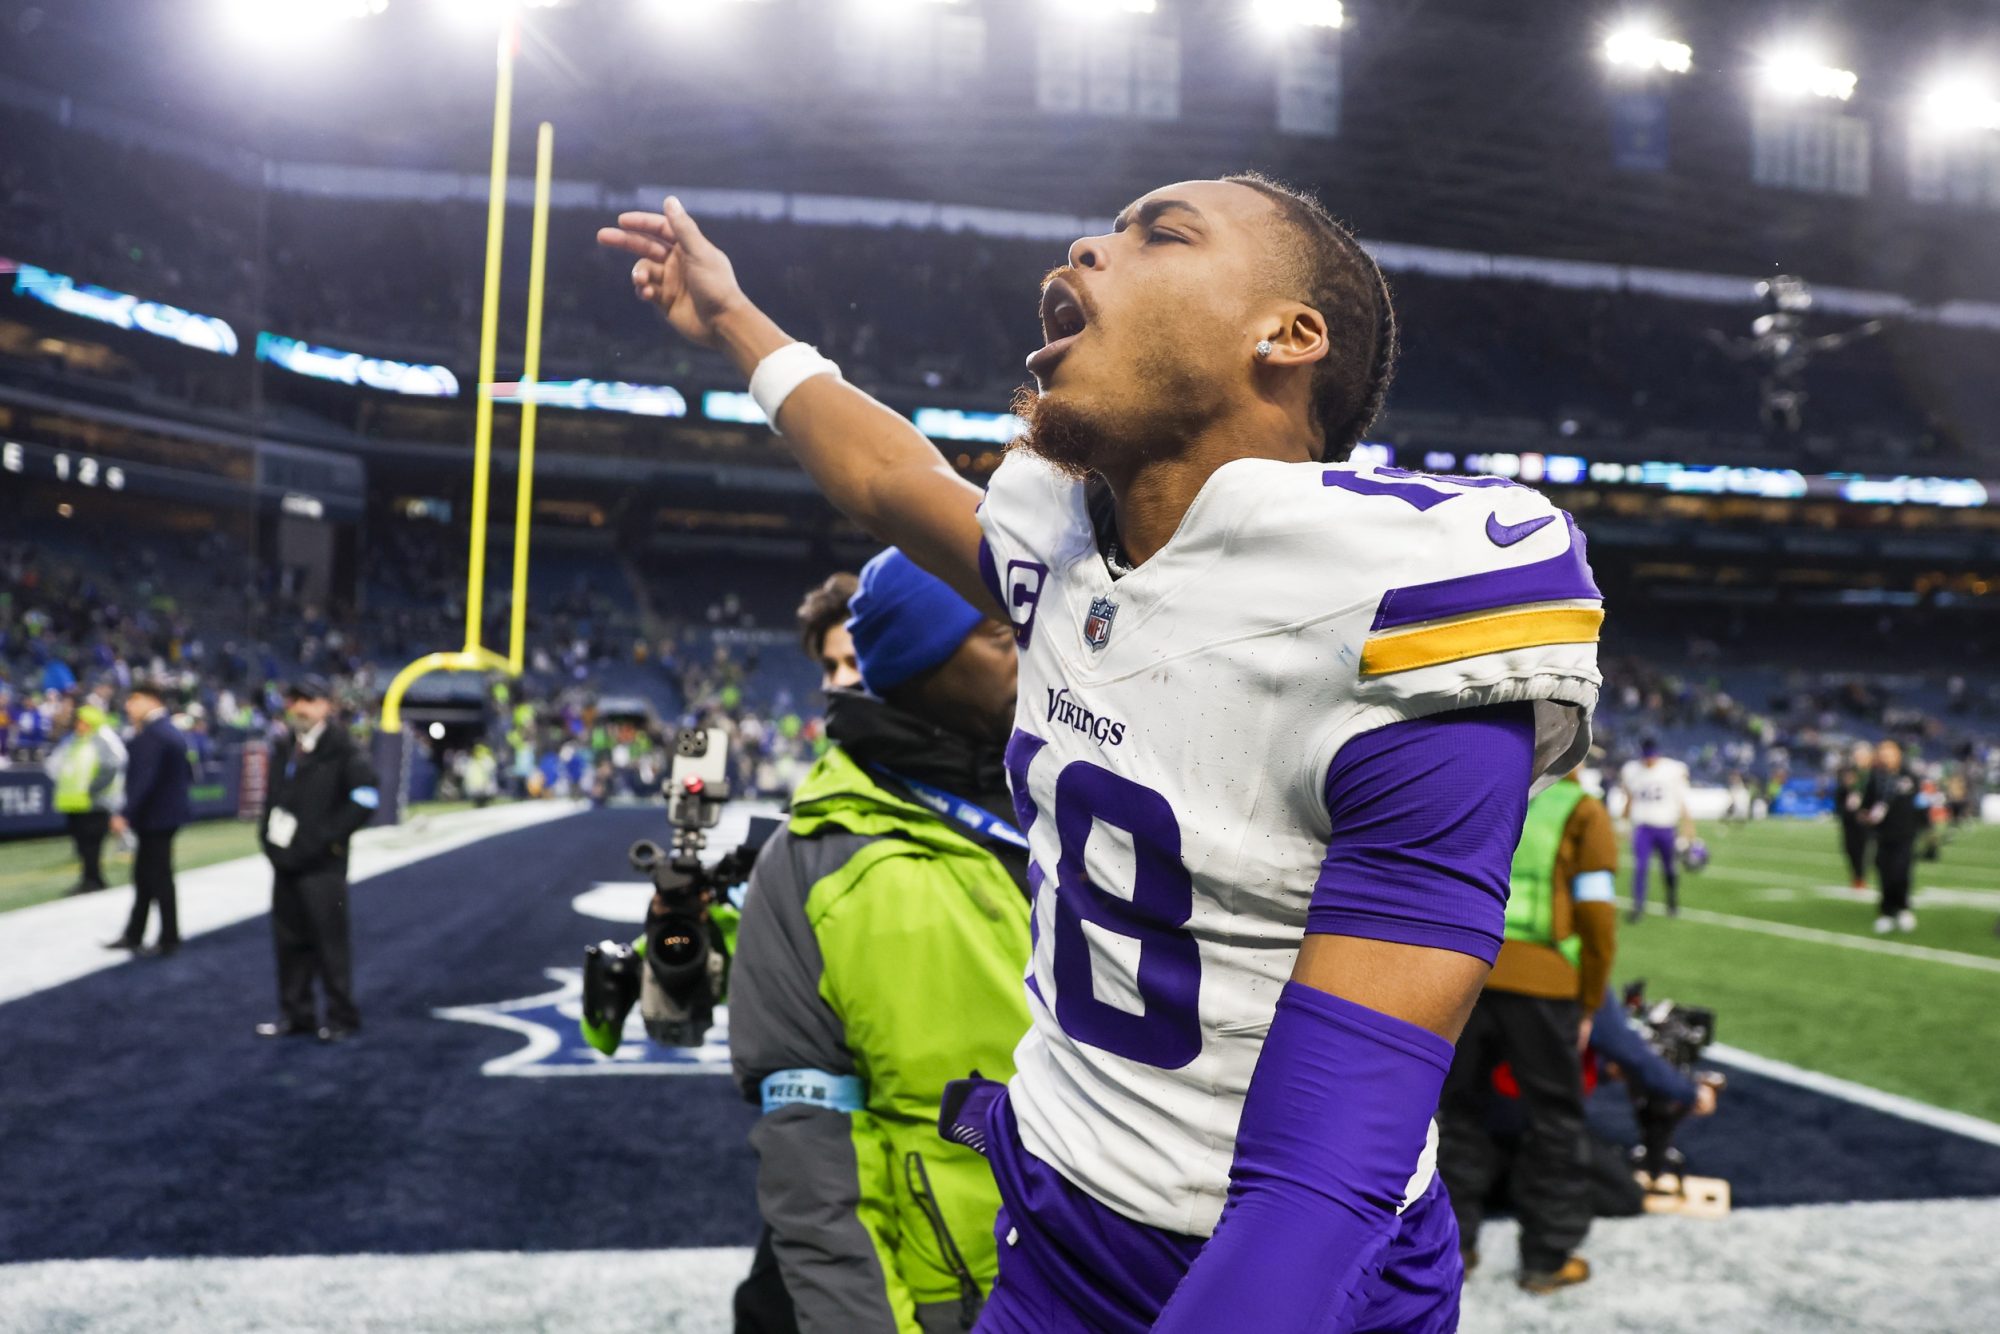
[2,806,1997,1265]
[0,809,760,1262]
[1587,1064,2000,1209]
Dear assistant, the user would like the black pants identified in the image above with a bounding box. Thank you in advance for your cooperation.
[733,1228,800,1334]
[1439,989,1591,1272]
[272,865,359,1030]
[121,829,179,946]
[1877,839,1914,918]
[67,811,110,889]
[1841,821,1871,884]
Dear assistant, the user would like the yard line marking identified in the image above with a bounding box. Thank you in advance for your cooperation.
[1704,874,2000,911]
[1647,903,2000,973]
[1706,1043,2000,1150]
[1714,848,2000,884]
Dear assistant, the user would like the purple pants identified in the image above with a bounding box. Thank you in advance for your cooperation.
[954,1081,1463,1333]
[1630,824,1679,913]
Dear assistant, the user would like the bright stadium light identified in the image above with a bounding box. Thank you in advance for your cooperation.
[1045,0,1158,18]
[1251,0,1345,32]
[221,0,388,42]
[1758,50,1857,101]
[1918,75,2000,134]
[438,0,563,26]
[1602,26,1691,75]
[648,0,770,24]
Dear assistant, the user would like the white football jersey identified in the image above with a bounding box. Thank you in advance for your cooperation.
[979,452,1603,1237]
[1620,758,1691,828]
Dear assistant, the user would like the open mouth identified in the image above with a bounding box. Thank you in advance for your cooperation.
[1027,275,1089,381]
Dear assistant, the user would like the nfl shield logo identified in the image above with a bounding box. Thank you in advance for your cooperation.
[1083,596,1118,649]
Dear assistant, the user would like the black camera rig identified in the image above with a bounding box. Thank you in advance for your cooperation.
[580,727,776,1052]
[1621,980,1721,1182]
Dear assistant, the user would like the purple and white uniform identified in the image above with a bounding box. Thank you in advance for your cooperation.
[1621,756,1691,912]
[970,453,1602,1327]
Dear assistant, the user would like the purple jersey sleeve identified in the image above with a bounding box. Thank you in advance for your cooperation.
[1152,983,1460,1332]
[1309,702,1536,963]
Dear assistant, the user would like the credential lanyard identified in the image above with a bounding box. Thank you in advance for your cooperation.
[876,769,1028,850]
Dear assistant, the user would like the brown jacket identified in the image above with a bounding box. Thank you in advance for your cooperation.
[1487,788,1618,1006]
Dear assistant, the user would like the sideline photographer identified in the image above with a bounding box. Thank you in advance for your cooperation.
[729,549,1029,1334]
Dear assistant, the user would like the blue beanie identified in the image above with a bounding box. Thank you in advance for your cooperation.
[847,548,986,696]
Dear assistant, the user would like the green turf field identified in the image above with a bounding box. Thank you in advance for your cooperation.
[0,802,479,917]
[1614,817,2000,1122]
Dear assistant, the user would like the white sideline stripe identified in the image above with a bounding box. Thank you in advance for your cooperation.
[1652,903,2000,974]
[0,801,588,1007]
[1707,1043,2000,1150]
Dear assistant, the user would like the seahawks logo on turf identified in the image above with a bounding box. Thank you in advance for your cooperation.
[433,968,732,1077]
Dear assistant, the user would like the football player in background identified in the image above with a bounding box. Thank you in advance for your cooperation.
[1617,738,1695,922]
[602,174,1602,1332]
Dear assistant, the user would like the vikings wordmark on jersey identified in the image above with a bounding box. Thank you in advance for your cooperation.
[977,452,1603,1237]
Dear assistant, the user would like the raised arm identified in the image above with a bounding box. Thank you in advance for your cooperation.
[597,199,997,616]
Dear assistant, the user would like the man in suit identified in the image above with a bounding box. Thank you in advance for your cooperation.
[256,677,380,1043]
[109,680,192,957]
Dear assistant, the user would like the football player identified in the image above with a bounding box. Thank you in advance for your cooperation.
[1617,737,1695,921]
[601,174,1602,1332]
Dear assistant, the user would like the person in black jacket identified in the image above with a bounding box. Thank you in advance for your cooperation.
[1836,742,1875,893]
[108,680,192,957]
[1863,738,1924,935]
[255,677,381,1043]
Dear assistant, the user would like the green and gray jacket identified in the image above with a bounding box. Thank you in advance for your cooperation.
[730,702,1032,1334]
[47,728,126,815]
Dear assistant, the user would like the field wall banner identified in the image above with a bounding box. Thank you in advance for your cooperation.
[0,746,249,839]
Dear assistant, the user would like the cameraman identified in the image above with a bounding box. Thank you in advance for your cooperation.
[730,550,1029,1334]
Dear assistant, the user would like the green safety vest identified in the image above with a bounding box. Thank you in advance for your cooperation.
[1504,780,1588,966]
[52,736,101,814]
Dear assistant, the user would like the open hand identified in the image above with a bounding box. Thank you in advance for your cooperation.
[596,196,746,348]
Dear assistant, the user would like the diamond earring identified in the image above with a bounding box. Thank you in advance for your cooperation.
[1255,339,1274,359]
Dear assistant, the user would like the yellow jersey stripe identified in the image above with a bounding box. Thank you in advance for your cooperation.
[1360,606,1604,677]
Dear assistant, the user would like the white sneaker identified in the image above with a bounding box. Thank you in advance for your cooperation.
[1873,916,1894,935]
[1896,910,1917,933]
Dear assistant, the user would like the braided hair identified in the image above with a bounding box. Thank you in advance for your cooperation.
[1221,172,1398,463]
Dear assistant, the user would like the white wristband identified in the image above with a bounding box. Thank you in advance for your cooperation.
[748,342,843,433]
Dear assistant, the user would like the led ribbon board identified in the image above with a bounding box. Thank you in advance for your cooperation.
[258,332,460,397]
[701,391,767,424]
[1433,451,1993,509]
[489,379,686,417]
[7,261,239,356]
[912,408,1028,444]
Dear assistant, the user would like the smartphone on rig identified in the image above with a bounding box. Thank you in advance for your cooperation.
[667,726,731,822]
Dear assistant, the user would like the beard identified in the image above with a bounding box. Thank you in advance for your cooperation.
[1008,350,1206,482]
[1008,384,1111,480]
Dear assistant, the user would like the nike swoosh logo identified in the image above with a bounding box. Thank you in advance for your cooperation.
[1485,512,1556,547]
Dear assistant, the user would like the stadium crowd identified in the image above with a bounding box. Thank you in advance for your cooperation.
[8,498,1995,818]
[1594,649,1995,825]
[8,104,2000,471]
